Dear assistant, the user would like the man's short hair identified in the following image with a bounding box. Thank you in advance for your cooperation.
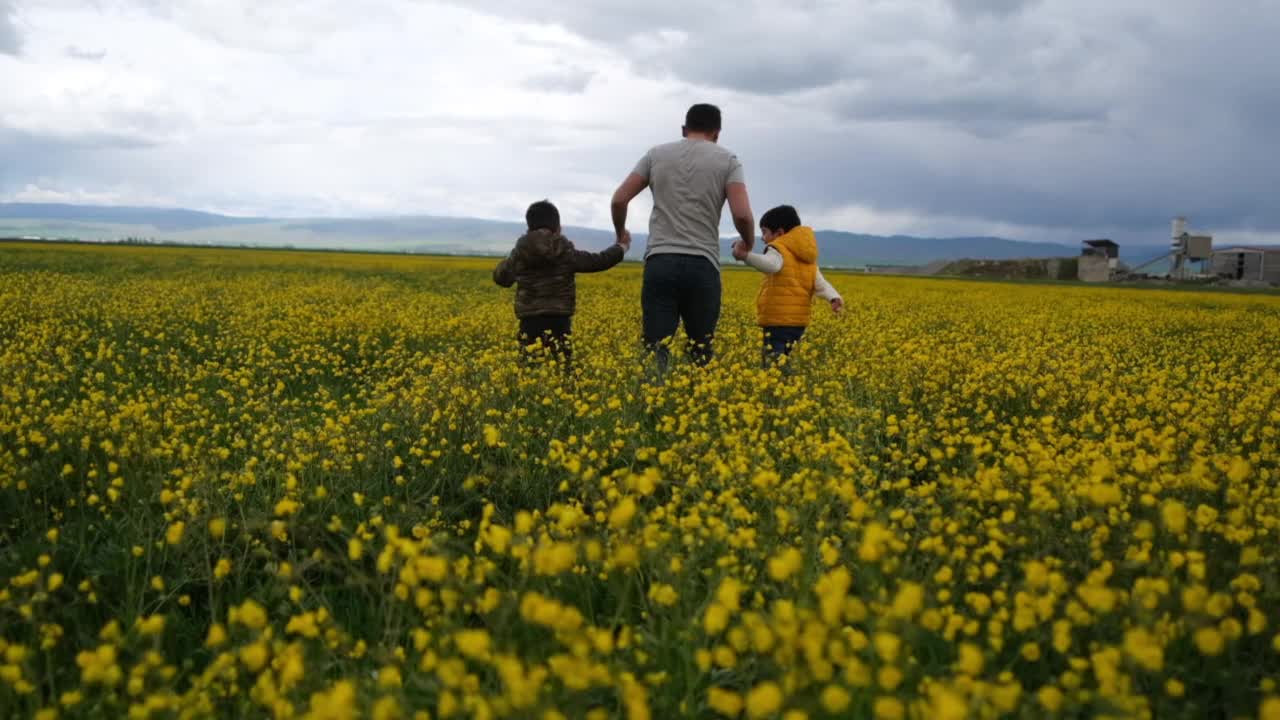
[760,205,802,234]
[526,200,560,232]
[684,103,722,134]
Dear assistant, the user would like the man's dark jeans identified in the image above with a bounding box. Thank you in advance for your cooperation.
[762,326,805,366]
[518,314,572,365]
[642,253,721,370]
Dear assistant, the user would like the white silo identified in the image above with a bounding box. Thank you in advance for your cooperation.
[1171,216,1187,252]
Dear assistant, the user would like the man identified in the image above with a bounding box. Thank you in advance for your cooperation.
[611,103,756,370]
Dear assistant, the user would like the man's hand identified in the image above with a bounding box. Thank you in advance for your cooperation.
[616,230,632,252]
[731,241,749,261]
[830,297,845,314]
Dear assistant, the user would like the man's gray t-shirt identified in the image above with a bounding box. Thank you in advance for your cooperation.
[632,139,745,269]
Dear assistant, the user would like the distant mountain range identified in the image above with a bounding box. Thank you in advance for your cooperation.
[1,201,1120,267]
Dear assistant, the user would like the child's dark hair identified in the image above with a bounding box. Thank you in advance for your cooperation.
[684,103,722,134]
[526,200,560,232]
[760,205,802,234]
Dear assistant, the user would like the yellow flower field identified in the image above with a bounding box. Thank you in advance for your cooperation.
[1,241,1279,719]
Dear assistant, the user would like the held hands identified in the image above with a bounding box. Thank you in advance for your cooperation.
[731,241,750,262]
[830,297,845,314]
[616,230,632,252]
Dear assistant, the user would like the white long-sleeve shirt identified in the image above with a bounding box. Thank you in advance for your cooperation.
[742,247,842,301]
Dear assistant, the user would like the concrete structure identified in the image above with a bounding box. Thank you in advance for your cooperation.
[1078,253,1112,282]
[1210,247,1280,285]
[1079,239,1118,282]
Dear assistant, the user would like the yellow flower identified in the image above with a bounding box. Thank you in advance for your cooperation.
[1226,457,1251,483]
[873,633,901,663]
[214,557,232,579]
[1194,627,1225,656]
[239,642,269,672]
[1194,504,1218,528]
[609,497,638,529]
[306,680,357,719]
[956,643,984,676]
[205,624,227,647]
[930,688,969,720]
[648,583,678,607]
[136,614,165,637]
[745,682,783,719]
[767,547,803,582]
[208,517,227,539]
[483,424,501,447]
[872,696,904,720]
[165,521,185,545]
[1123,628,1164,672]
[877,666,903,691]
[1161,501,1188,534]
[708,688,743,717]
[1037,686,1064,712]
[377,665,402,689]
[890,582,924,619]
[349,538,364,561]
[373,696,403,720]
[454,629,491,660]
[704,603,730,635]
[820,685,851,713]
[75,644,122,687]
[232,599,268,630]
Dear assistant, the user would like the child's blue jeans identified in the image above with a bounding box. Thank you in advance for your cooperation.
[762,326,805,365]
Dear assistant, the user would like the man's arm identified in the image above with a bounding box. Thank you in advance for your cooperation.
[493,255,517,287]
[611,173,648,244]
[726,182,754,252]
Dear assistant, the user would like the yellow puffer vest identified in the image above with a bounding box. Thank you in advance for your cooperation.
[756,226,819,327]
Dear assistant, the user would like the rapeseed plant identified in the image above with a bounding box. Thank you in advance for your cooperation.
[0,242,1278,718]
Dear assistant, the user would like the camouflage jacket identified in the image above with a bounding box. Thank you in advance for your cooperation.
[493,230,625,318]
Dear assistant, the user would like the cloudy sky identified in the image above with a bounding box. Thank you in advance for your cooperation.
[2,0,1278,246]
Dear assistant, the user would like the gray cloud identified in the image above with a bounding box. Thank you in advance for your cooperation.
[449,0,1280,240]
[523,67,595,94]
[0,126,157,197]
[65,45,107,61]
[0,0,20,56]
[4,0,1280,246]
[947,0,1039,18]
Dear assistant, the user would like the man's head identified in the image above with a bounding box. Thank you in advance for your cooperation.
[526,200,561,233]
[682,103,722,142]
[760,205,801,243]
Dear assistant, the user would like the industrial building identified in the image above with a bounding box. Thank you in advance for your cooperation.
[1209,247,1280,285]
[1120,217,1217,281]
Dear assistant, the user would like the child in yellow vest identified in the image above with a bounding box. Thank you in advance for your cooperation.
[732,205,842,364]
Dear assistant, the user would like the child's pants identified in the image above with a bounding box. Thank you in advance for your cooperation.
[762,326,805,365]
[518,315,572,364]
